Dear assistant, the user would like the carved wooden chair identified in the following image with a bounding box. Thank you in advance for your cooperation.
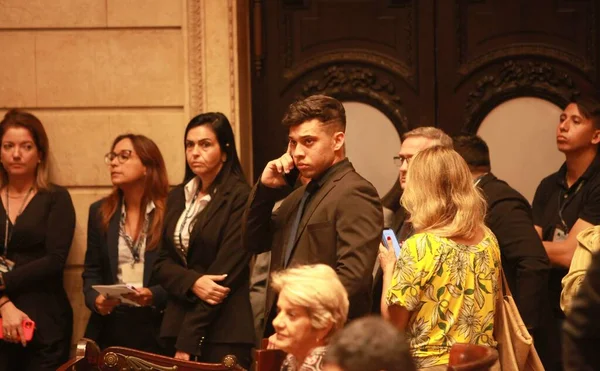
[57,338,101,370]
[447,343,499,371]
[253,338,286,371]
[98,345,246,371]
[58,338,247,371]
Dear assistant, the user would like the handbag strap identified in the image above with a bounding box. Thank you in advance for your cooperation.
[500,266,512,297]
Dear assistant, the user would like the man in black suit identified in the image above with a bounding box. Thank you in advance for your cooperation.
[453,134,551,366]
[242,95,383,338]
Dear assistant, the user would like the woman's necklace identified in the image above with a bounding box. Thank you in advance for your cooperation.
[4,186,34,254]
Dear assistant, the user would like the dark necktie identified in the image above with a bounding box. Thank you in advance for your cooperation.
[284,182,316,267]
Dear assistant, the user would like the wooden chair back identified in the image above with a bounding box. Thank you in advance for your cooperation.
[254,338,286,371]
[57,338,101,370]
[447,343,499,371]
[58,338,247,371]
[99,346,246,371]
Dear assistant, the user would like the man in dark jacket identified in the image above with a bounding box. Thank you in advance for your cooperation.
[454,134,552,367]
[242,95,383,338]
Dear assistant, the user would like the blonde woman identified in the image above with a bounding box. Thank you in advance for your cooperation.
[379,146,501,370]
[269,264,349,371]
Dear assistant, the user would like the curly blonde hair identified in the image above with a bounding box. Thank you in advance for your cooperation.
[401,146,486,239]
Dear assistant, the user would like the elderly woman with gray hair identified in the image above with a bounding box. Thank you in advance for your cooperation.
[268,264,349,371]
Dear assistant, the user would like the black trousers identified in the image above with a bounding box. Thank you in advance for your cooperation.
[96,305,169,355]
[0,330,71,371]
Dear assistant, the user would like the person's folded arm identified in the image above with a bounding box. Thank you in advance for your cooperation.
[542,218,594,268]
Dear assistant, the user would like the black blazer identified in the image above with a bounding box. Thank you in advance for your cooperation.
[243,160,383,335]
[0,185,75,347]
[477,173,550,330]
[153,174,254,355]
[82,197,168,340]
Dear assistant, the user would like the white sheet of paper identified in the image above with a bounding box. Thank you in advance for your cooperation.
[92,284,139,307]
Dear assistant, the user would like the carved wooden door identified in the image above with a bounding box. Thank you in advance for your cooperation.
[250,0,600,177]
[250,0,435,178]
[436,0,600,135]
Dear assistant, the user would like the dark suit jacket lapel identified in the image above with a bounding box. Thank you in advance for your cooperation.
[143,247,156,286]
[188,176,235,248]
[107,198,122,281]
[165,188,186,264]
[188,195,226,246]
[289,163,354,256]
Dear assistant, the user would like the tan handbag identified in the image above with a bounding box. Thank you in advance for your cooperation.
[493,269,545,370]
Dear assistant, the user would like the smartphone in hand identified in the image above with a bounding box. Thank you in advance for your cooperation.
[284,167,300,187]
[0,319,35,341]
[382,228,401,257]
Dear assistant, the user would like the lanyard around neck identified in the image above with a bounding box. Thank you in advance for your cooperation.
[558,180,585,231]
[119,207,150,264]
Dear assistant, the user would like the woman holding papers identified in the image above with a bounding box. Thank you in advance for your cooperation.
[82,134,169,354]
[0,110,75,371]
[153,112,254,368]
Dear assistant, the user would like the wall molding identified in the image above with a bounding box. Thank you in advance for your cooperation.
[187,0,205,117]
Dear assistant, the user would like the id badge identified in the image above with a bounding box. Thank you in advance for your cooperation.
[553,226,568,242]
[121,262,144,287]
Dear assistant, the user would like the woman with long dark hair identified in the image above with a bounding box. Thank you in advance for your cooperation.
[154,112,254,367]
[82,134,169,353]
[0,109,75,370]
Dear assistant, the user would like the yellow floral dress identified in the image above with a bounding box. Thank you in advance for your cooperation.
[386,230,501,368]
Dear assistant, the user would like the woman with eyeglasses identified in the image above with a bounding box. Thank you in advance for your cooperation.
[153,112,254,368]
[0,110,75,371]
[82,134,169,354]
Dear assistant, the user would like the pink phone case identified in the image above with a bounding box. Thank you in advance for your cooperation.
[0,319,35,341]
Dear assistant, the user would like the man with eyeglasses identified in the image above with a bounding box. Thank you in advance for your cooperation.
[372,127,453,313]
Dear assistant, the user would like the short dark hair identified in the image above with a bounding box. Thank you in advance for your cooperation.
[453,134,491,172]
[572,94,600,129]
[323,316,416,371]
[183,112,245,188]
[281,95,346,132]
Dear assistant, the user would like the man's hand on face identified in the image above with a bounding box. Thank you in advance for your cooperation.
[261,145,296,188]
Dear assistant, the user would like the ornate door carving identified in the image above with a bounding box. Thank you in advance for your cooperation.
[436,0,599,134]
[250,0,600,176]
[250,0,435,177]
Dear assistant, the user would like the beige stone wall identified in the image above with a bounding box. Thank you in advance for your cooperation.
[0,0,252,350]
